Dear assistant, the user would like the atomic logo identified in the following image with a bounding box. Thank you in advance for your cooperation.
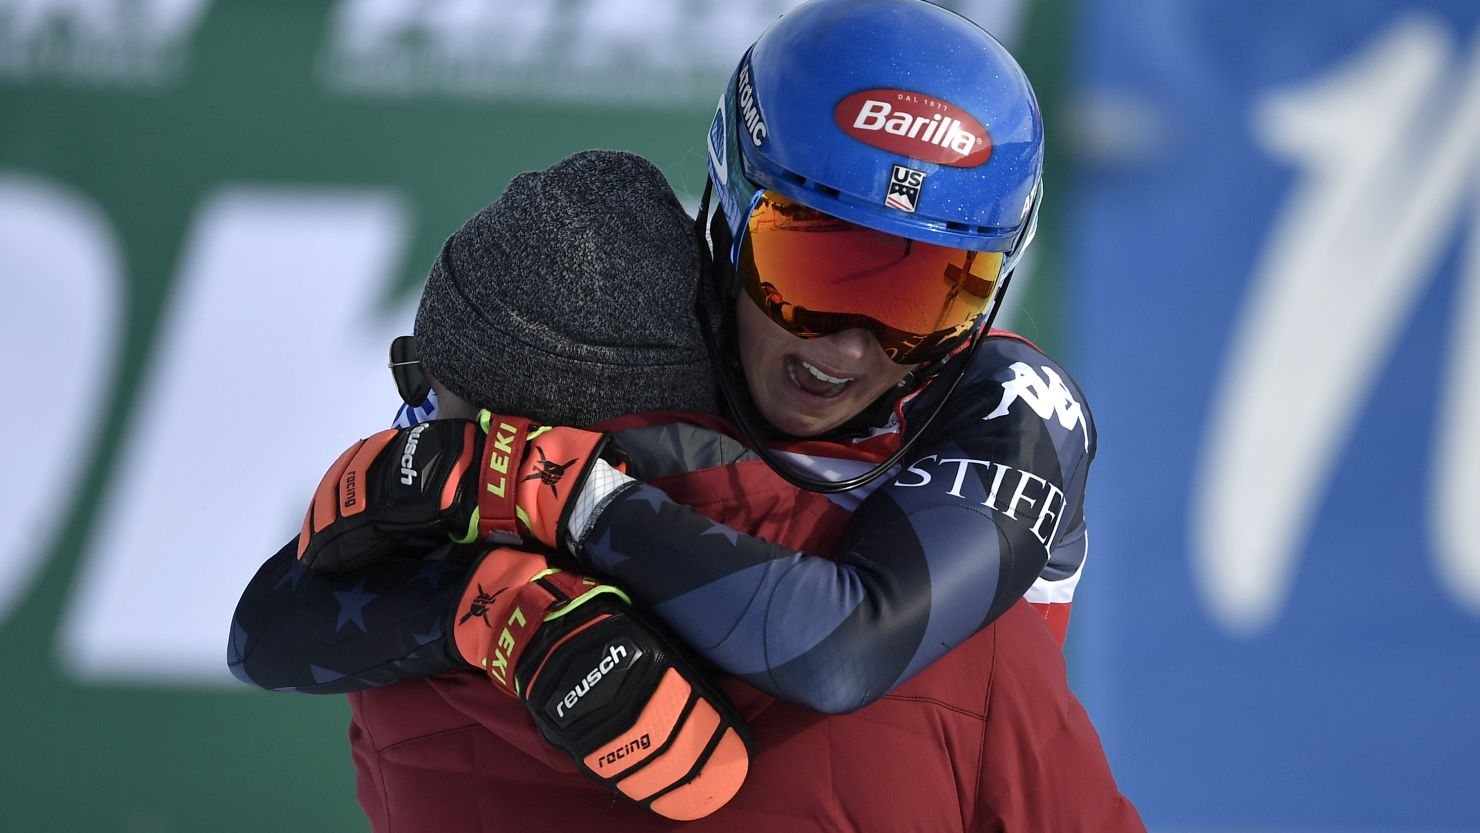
[736,54,768,147]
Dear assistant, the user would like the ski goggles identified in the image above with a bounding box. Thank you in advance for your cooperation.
[734,191,1006,365]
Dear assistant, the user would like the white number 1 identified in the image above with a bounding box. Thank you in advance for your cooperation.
[1193,13,1480,635]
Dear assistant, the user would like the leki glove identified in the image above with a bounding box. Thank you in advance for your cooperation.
[452,547,752,821]
[461,410,626,553]
[297,413,627,572]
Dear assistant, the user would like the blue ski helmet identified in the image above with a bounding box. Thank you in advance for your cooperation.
[694,0,1046,490]
[706,0,1043,267]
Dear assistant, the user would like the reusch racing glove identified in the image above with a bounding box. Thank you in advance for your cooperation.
[297,412,628,572]
[296,421,476,572]
[451,547,752,820]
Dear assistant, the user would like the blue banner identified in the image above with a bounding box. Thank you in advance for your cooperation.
[1072,1,1480,830]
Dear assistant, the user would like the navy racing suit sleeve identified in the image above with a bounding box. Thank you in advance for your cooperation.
[227,538,472,693]
[574,335,1095,714]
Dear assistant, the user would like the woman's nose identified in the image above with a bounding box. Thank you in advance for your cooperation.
[816,327,883,364]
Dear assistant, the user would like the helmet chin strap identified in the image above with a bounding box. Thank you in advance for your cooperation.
[692,180,1019,494]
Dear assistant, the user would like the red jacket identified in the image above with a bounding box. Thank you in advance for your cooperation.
[349,456,1143,832]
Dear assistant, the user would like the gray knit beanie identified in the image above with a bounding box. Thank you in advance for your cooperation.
[414,150,718,427]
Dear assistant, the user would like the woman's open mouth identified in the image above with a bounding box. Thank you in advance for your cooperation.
[786,356,855,399]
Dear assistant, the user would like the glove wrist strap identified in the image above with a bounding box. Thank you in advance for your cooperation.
[470,414,535,544]
[450,547,551,691]
[513,426,610,550]
[450,548,622,697]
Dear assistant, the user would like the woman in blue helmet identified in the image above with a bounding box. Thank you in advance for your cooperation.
[231,1,1139,829]
[534,0,1085,710]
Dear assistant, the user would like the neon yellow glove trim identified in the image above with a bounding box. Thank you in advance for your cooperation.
[543,585,632,622]
[452,507,481,545]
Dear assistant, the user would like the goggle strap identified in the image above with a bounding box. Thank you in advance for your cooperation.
[999,181,1042,280]
[728,187,767,269]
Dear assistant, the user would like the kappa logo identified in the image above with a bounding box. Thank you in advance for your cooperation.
[986,362,1088,450]
[886,165,926,212]
[835,89,992,168]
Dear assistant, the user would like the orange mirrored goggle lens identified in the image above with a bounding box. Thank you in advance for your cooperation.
[737,191,1005,364]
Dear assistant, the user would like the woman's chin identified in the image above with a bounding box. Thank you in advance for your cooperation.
[758,392,854,437]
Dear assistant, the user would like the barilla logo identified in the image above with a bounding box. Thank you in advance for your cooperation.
[400,423,429,485]
[737,56,767,147]
[834,89,992,168]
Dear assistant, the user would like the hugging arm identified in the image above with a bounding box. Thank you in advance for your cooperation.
[228,338,1092,711]
[228,538,470,693]
[574,338,1094,713]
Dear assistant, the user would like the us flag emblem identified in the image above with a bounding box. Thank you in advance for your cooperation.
[886,164,926,212]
